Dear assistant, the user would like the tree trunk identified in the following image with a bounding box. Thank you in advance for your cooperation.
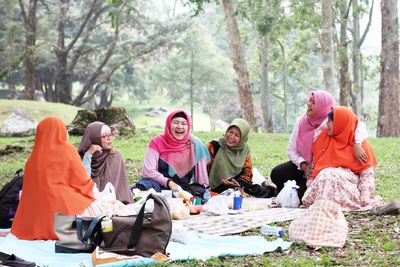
[98,87,113,108]
[88,86,96,109]
[259,35,273,133]
[320,0,337,96]
[351,0,363,115]
[277,40,288,133]
[377,0,400,137]
[221,0,258,132]
[55,0,72,104]
[19,0,38,100]
[339,0,352,106]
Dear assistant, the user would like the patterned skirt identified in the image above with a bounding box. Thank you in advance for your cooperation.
[302,167,384,211]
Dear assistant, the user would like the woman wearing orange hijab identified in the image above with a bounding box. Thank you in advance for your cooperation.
[302,107,384,211]
[11,116,134,240]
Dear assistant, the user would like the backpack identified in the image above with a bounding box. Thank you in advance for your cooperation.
[0,169,23,228]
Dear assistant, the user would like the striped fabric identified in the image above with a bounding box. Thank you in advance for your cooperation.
[79,200,137,217]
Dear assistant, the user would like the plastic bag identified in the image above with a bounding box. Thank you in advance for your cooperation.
[96,182,117,202]
[219,188,237,209]
[276,180,300,208]
[252,168,267,185]
[173,186,193,203]
[203,195,229,215]
[168,198,190,220]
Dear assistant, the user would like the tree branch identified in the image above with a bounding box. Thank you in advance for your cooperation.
[358,0,374,47]
[66,0,101,53]
[18,0,28,25]
[344,0,353,19]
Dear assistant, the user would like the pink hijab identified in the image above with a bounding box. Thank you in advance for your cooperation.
[149,109,196,178]
[296,90,335,163]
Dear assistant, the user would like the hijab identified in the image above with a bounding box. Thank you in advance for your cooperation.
[78,121,133,204]
[208,118,251,189]
[312,106,377,178]
[296,90,335,163]
[149,109,208,178]
[11,116,94,240]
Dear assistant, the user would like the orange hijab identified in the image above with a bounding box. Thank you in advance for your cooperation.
[312,106,377,179]
[11,116,95,240]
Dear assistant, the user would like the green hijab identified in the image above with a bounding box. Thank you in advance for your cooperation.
[209,118,251,189]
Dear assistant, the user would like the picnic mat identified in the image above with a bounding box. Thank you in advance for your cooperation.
[180,207,307,236]
[0,232,291,266]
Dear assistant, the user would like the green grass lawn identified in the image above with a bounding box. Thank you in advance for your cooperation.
[0,100,81,124]
[0,131,399,266]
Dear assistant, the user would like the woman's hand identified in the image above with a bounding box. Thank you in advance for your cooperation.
[300,162,313,179]
[87,144,103,155]
[222,178,240,187]
[354,143,367,164]
[168,180,179,192]
[360,191,370,206]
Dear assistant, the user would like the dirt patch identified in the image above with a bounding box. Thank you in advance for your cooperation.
[0,145,25,156]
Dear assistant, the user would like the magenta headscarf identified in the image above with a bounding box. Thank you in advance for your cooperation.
[149,109,196,178]
[296,90,335,163]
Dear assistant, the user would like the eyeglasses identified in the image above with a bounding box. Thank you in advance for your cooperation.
[100,133,114,139]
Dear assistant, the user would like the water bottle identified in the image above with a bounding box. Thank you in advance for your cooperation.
[260,225,285,237]
[288,187,300,208]
[203,187,211,204]
[101,216,113,233]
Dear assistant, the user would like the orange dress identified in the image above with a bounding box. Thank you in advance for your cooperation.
[311,106,377,179]
[303,107,383,210]
[11,116,95,240]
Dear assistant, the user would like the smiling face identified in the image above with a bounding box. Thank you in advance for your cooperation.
[169,117,189,140]
[225,126,241,147]
[306,94,317,117]
[100,131,113,149]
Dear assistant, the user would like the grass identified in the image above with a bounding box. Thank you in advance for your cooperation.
[0,131,399,266]
[0,100,81,124]
[0,100,399,265]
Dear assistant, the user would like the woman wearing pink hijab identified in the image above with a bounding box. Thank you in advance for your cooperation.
[270,90,368,200]
[135,109,210,193]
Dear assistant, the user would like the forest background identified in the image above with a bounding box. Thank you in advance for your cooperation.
[1,1,400,265]
[1,0,399,136]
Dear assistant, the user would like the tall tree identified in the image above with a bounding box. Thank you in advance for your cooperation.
[338,0,351,107]
[377,0,400,137]
[237,0,283,133]
[351,0,374,116]
[55,0,106,104]
[18,0,38,100]
[259,35,272,132]
[221,0,258,131]
[320,0,337,95]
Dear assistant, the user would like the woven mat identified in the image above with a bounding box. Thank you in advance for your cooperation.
[180,208,307,236]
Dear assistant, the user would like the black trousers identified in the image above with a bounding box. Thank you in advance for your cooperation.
[270,161,307,201]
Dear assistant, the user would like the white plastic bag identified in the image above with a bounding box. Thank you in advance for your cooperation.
[252,168,267,185]
[203,195,229,215]
[168,198,190,220]
[97,182,117,202]
[276,180,300,208]
[173,186,193,202]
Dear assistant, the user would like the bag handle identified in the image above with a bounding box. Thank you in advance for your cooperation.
[126,193,156,249]
[76,215,106,244]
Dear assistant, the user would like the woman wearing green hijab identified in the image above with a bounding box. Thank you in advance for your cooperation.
[207,118,253,193]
